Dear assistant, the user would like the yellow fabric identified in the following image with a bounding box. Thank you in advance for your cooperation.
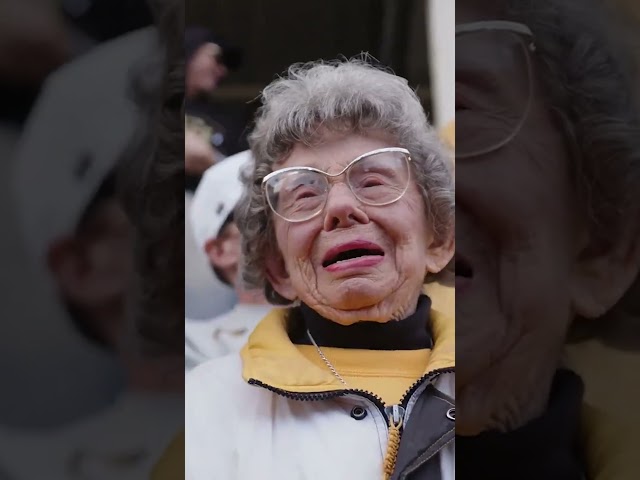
[297,345,430,405]
[150,430,184,480]
[423,282,454,320]
[565,339,640,422]
[580,404,640,480]
[240,307,455,394]
[565,340,640,480]
[440,120,455,150]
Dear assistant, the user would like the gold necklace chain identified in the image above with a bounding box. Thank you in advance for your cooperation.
[306,329,349,387]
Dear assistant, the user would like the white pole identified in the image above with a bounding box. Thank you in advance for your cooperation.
[426,0,455,128]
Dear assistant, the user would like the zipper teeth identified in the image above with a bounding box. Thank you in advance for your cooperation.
[248,379,385,406]
[249,366,454,421]
[399,367,455,408]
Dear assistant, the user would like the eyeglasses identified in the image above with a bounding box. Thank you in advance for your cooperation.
[456,21,536,159]
[262,147,413,223]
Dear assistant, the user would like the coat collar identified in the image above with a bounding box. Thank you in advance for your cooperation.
[240,301,454,393]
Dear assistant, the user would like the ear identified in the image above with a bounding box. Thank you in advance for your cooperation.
[424,232,455,274]
[571,227,640,318]
[265,252,297,302]
[205,237,239,271]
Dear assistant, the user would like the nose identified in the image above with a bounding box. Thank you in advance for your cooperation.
[214,62,228,80]
[322,183,369,231]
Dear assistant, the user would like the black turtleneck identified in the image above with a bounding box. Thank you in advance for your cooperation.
[456,369,586,480]
[288,294,433,350]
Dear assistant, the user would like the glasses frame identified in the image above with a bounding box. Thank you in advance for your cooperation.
[262,147,413,223]
[455,21,537,159]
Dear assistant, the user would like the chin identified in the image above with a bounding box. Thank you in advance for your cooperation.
[455,310,507,384]
[307,286,401,326]
[456,301,570,433]
[331,282,387,308]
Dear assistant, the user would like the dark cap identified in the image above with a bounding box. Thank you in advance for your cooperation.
[184,26,243,70]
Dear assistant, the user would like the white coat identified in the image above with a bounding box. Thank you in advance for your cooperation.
[186,308,455,480]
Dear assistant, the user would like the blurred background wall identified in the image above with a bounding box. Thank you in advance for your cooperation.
[184,0,455,152]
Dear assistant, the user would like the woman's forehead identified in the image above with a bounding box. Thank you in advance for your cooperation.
[277,133,396,172]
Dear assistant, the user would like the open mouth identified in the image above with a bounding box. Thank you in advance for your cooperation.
[322,241,385,268]
[455,254,474,279]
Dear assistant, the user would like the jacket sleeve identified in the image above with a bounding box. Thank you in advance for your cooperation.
[185,357,240,480]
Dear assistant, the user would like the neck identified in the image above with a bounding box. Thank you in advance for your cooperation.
[290,295,433,350]
[185,82,199,100]
[301,284,425,325]
[235,286,269,305]
[185,87,209,103]
[231,268,268,306]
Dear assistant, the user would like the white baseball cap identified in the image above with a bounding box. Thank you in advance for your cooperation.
[190,150,253,251]
[11,27,159,264]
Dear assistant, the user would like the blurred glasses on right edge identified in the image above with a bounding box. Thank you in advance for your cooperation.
[456,21,537,159]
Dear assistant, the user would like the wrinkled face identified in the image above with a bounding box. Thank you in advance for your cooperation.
[455,1,583,433]
[186,42,228,95]
[266,132,453,325]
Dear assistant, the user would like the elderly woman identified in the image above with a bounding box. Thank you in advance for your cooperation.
[185,59,455,480]
[455,0,640,478]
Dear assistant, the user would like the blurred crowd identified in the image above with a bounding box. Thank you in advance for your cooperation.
[0,1,184,479]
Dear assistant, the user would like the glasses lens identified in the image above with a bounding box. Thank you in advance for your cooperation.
[348,151,410,205]
[264,170,327,221]
[456,29,533,158]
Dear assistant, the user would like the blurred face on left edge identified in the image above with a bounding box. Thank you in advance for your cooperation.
[266,131,453,325]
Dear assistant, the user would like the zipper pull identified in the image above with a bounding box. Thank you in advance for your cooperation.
[382,405,405,479]
[384,404,406,428]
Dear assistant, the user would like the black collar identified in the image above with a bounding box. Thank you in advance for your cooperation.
[288,295,433,350]
[456,369,585,480]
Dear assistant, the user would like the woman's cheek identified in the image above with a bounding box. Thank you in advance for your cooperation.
[277,223,315,272]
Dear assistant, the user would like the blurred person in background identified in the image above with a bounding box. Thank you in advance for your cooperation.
[0,0,72,173]
[184,25,243,322]
[186,150,271,370]
[0,0,153,127]
[0,0,70,88]
[6,27,161,428]
[184,25,243,182]
[455,0,640,478]
[0,26,183,480]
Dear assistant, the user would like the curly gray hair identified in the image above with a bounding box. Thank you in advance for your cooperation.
[506,0,640,250]
[235,58,455,305]
[503,0,640,333]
